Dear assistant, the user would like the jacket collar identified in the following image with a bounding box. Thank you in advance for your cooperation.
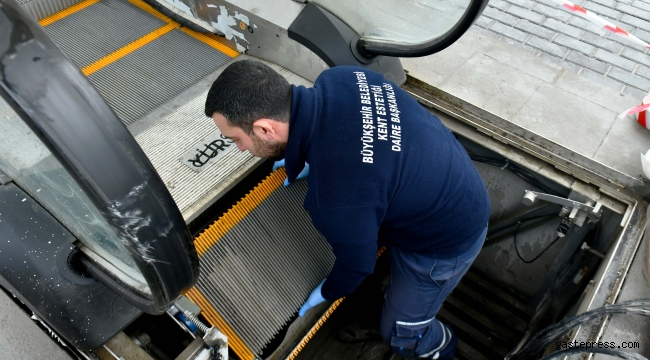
[284,84,318,183]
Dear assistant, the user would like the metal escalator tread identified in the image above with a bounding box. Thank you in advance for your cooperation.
[187,169,335,359]
[87,29,231,125]
[42,0,165,68]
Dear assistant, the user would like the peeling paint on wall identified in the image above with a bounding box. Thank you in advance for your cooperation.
[207,4,249,52]
[164,0,194,17]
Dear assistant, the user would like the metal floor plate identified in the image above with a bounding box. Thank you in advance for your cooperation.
[43,0,166,68]
[134,58,312,222]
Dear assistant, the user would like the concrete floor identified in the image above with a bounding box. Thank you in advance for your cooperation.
[0,289,72,360]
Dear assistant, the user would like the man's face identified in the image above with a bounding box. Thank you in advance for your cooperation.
[212,113,286,160]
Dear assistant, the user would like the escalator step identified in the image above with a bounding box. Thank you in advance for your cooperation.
[187,169,335,358]
[43,0,165,68]
[87,29,231,125]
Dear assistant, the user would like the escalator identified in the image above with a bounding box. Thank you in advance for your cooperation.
[1,0,647,359]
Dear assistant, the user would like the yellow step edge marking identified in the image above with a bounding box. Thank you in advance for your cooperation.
[180,28,238,58]
[81,22,178,76]
[38,0,100,26]
[126,0,174,23]
[193,168,286,256]
[127,0,238,56]
[285,247,387,360]
[185,288,256,360]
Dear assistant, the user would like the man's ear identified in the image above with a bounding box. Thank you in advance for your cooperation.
[252,118,277,140]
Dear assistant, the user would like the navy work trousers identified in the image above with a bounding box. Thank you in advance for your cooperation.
[379,226,487,359]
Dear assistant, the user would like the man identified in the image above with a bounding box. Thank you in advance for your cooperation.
[205,60,490,360]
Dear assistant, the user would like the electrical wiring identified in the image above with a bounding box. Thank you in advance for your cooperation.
[509,299,650,360]
[539,347,648,360]
[469,154,562,196]
[513,221,562,263]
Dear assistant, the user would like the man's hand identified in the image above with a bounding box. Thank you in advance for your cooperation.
[272,159,309,186]
[298,279,326,316]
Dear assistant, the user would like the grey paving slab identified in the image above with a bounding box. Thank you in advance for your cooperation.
[532,3,572,21]
[570,16,608,36]
[0,291,72,360]
[513,83,618,157]
[594,106,650,178]
[566,51,610,73]
[400,35,479,87]
[634,28,650,44]
[555,69,639,112]
[580,32,624,53]
[621,48,650,68]
[594,49,637,71]
[474,0,650,96]
[581,68,626,91]
[482,37,565,82]
[608,66,650,90]
[620,13,650,32]
[490,21,530,42]
[543,18,584,38]
[623,85,649,99]
[584,1,622,18]
[616,2,650,18]
[515,19,556,39]
[483,6,520,25]
[438,53,545,119]
[528,35,569,57]
[636,65,650,79]
[506,5,546,23]
[540,52,582,73]
[405,27,649,181]
[554,34,596,54]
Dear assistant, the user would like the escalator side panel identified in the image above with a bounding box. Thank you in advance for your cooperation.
[19,0,82,21]
[0,182,142,351]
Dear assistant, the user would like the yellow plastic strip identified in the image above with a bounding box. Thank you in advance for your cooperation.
[38,0,100,26]
[127,0,238,56]
[193,168,286,256]
[179,28,239,58]
[185,288,256,360]
[286,247,387,360]
[81,22,178,75]
[126,0,174,23]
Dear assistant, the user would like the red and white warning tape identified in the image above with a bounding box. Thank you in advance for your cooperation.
[553,0,650,119]
[552,0,650,50]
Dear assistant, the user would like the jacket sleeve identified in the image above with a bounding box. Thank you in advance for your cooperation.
[307,206,383,301]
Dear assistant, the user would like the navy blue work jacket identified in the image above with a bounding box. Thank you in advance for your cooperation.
[283,66,490,301]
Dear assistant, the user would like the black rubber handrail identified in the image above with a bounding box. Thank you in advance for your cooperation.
[0,0,199,314]
[356,0,489,58]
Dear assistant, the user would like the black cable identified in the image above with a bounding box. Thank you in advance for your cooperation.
[510,299,650,359]
[513,220,562,263]
[539,347,648,360]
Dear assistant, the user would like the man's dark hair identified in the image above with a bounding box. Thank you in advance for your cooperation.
[204,60,292,134]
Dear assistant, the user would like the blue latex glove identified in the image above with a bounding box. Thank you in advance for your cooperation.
[272,159,309,186]
[299,280,326,316]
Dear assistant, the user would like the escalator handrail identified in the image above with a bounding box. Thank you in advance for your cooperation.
[356,0,490,58]
[0,0,199,314]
